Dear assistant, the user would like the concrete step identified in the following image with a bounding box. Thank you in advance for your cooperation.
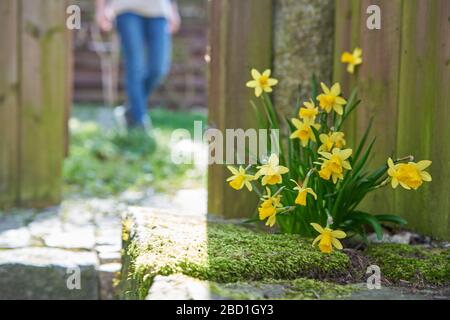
[0,248,99,300]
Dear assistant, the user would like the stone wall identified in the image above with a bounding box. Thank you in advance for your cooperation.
[272,0,335,117]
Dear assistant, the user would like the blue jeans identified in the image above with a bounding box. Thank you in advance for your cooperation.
[116,13,172,127]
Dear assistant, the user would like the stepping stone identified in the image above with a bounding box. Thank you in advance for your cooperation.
[0,227,32,249]
[0,248,99,300]
[120,207,349,300]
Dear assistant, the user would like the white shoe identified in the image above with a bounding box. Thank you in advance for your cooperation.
[114,105,127,134]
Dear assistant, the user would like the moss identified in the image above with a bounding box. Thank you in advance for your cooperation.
[365,244,450,286]
[122,219,350,299]
[210,278,356,300]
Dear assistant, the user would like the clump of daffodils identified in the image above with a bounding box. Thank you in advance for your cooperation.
[226,50,432,253]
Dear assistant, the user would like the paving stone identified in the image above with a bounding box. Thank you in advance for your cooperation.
[59,200,94,226]
[43,225,96,250]
[98,249,121,264]
[97,263,121,300]
[0,210,35,231]
[0,227,32,249]
[95,227,121,246]
[0,248,99,300]
[146,274,211,300]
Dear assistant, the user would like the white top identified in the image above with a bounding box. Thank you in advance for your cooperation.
[108,0,172,19]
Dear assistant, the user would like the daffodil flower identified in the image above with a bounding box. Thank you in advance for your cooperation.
[291,180,317,206]
[246,69,278,98]
[299,100,319,123]
[311,223,346,253]
[255,154,289,186]
[258,188,283,227]
[387,158,432,190]
[318,131,346,153]
[318,148,353,184]
[289,118,321,147]
[226,166,255,191]
[316,82,347,115]
[341,48,363,74]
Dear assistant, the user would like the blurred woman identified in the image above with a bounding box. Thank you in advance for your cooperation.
[96,0,181,131]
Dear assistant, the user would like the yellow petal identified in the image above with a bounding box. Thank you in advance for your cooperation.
[291,118,303,129]
[331,238,343,250]
[227,166,239,175]
[268,78,278,86]
[420,171,432,182]
[331,83,341,96]
[416,160,432,170]
[391,178,399,188]
[312,235,322,246]
[331,230,346,239]
[335,97,347,105]
[387,158,395,168]
[339,148,353,160]
[255,86,263,97]
[320,82,330,94]
[310,223,324,234]
[246,80,258,88]
[262,69,271,77]
[251,68,261,80]
[307,188,318,200]
[334,104,344,115]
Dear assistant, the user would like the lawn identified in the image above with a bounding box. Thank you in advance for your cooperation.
[63,106,207,197]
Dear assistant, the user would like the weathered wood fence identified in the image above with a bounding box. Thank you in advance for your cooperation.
[0,0,70,209]
[209,0,449,239]
[334,0,449,240]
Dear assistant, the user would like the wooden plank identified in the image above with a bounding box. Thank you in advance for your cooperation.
[208,0,273,218]
[353,0,403,216]
[0,0,19,208]
[64,10,73,158]
[19,0,68,207]
[333,0,361,147]
[396,0,450,240]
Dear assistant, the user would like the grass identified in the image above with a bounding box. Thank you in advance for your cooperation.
[63,106,207,197]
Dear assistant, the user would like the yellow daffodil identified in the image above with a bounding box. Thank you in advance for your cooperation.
[319,148,353,184]
[256,154,289,186]
[316,82,347,115]
[291,180,317,206]
[290,118,321,147]
[258,188,283,227]
[318,131,346,152]
[299,100,319,123]
[387,158,432,190]
[311,223,347,253]
[246,69,278,97]
[226,166,255,191]
[341,48,363,74]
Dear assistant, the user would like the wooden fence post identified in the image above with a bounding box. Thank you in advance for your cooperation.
[0,0,19,209]
[208,0,273,218]
[0,0,70,209]
[333,0,450,239]
[395,0,450,239]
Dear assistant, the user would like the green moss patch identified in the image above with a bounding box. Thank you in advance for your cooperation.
[365,243,450,286]
[120,211,350,299]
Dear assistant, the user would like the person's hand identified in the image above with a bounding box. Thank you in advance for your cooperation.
[168,3,181,34]
[96,10,113,32]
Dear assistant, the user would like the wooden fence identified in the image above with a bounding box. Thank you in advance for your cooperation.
[334,0,449,239]
[0,0,70,209]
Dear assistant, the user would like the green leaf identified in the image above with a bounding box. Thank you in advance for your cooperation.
[375,214,407,226]
[351,211,384,240]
